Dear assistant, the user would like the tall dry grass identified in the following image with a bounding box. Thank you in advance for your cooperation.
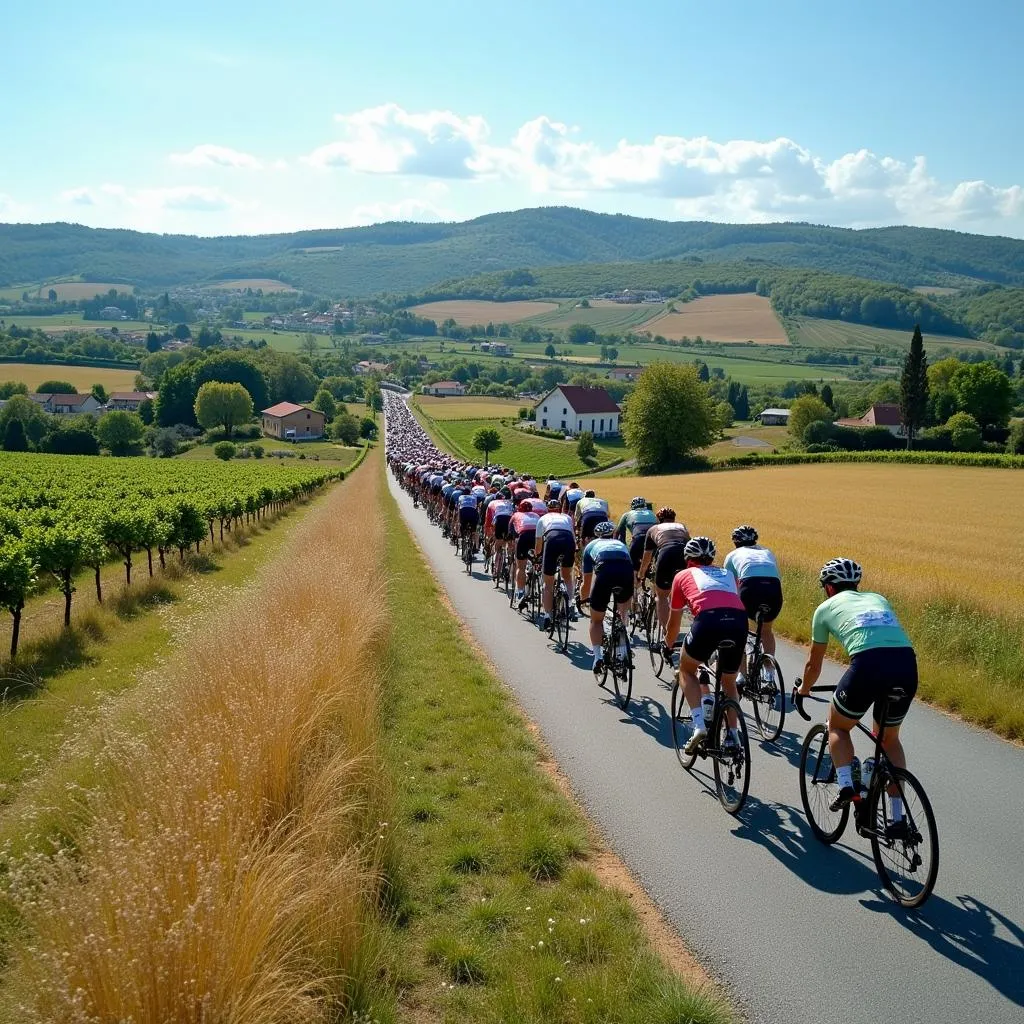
[1,463,389,1023]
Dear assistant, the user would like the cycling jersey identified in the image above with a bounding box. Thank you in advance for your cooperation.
[471,485,487,501]
[535,512,574,539]
[811,591,911,657]
[511,486,532,504]
[457,493,478,511]
[547,480,564,499]
[615,507,657,542]
[670,566,745,616]
[441,484,456,502]
[582,538,632,573]
[644,522,691,553]
[723,545,780,581]
[522,498,546,515]
[575,496,609,522]
[562,487,584,511]
[509,511,540,536]
[485,499,515,528]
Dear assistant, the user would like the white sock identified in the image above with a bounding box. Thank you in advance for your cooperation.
[691,707,705,732]
[837,765,854,791]
[592,644,602,659]
[890,796,904,821]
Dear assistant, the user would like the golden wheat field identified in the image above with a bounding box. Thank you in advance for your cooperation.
[409,299,558,325]
[592,464,1024,613]
[640,293,788,345]
[0,362,140,393]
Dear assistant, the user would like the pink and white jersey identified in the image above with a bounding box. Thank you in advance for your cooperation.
[670,566,745,616]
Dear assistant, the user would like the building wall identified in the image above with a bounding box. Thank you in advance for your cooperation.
[262,410,325,439]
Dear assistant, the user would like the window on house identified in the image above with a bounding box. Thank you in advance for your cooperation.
[543,405,547,412]
[591,419,595,432]
[561,419,566,429]
[541,418,547,427]
[600,418,605,431]
[562,407,567,415]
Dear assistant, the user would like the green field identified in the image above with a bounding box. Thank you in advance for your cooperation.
[522,299,664,331]
[788,316,991,353]
[179,438,364,463]
[2,313,152,334]
[416,411,630,476]
[0,362,140,392]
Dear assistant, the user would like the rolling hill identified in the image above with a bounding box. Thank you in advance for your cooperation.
[3,208,1024,298]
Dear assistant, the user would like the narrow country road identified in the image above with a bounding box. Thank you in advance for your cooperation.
[387,472,1024,1024]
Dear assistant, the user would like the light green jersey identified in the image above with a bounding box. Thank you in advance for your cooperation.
[811,590,912,657]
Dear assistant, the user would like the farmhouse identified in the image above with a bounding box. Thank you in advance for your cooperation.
[759,408,791,426]
[422,380,467,397]
[479,341,512,356]
[28,393,103,416]
[107,391,157,412]
[261,401,326,440]
[607,366,641,381]
[835,403,906,437]
[535,385,620,437]
[355,360,392,376]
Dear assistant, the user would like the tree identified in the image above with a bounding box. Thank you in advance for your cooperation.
[579,298,591,308]
[3,418,29,452]
[301,333,319,357]
[0,538,36,659]
[47,288,57,302]
[607,346,619,363]
[735,385,750,421]
[820,384,834,409]
[97,410,145,455]
[576,431,597,461]
[196,325,222,350]
[137,397,155,425]
[194,381,254,438]
[545,343,557,359]
[146,331,163,353]
[331,411,360,445]
[30,522,105,628]
[472,426,503,466]
[788,395,832,441]
[950,362,1014,428]
[947,412,982,452]
[567,323,597,346]
[696,362,710,383]
[45,426,99,455]
[37,380,77,394]
[899,325,930,448]
[623,363,718,473]
[364,378,382,419]
[91,383,108,404]
[312,389,337,422]
[1007,419,1024,455]
[370,391,383,418]
[715,400,734,430]
[173,323,192,341]
[213,441,237,461]
[359,416,378,440]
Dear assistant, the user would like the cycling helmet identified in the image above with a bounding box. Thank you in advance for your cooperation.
[547,499,560,510]
[684,536,716,562]
[594,520,616,538]
[630,496,647,510]
[656,506,676,522]
[584,489,596,498]
[819,558,862,587]
[732,525,758,547]
[518,499,534,512]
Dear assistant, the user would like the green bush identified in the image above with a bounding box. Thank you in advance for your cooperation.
[251,443,264,459]
[213,440,236,461]
[1007,420,1024,455]
[947,412,982,452]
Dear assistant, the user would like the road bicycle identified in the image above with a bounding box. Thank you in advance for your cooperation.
[631,577,654,644]
[511,556,541,622]
[592,590,633,710]
[547,578,573,653]
[492,545,511,594]
[670,639,751,815]
[482,536,493,575]
[793,683,939,909]
[461,531,475,574]
[737,605,786,742]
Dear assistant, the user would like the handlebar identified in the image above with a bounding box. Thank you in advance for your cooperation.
[791,679,836,722]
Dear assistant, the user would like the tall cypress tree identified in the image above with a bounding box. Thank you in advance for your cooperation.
[900,324,929,449]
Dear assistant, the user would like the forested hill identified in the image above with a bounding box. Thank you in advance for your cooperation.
[3,208,1024,297]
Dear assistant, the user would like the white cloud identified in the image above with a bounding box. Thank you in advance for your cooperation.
[59,187,97,206]
[348,197,454,226]
[170,144,264,170]
[302,104,1024,232]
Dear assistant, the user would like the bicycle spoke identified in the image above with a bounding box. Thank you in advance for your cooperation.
[798,724,848,844]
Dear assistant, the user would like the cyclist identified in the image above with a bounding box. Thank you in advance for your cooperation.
[510,499,541,609]
[615,496,658,607]
[575,490,611,546]
[560,481,584,516]
[455,490,479,553]
[797,559,918,833]
[724,525,783,679]
[544,476,564,504]
[534,499,576,630]
[636,508,691,635]
[666,536,749,756]
[579,520,634,673]
[484,491,515,581]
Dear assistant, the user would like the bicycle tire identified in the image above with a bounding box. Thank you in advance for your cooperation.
[751,654,786,743]
[868,765,939,909]
[798,723,849,844]
[670,679,698,770]
[649,618,665,677]
[554,591,569,652]
[610,617,632,710]
[712,699,750,815]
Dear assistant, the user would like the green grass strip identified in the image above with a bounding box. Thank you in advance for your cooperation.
[369,474,734,1024]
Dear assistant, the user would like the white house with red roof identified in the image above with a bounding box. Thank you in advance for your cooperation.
[535,385,621,437]
[835,402,906,437]
[422,380,467,397]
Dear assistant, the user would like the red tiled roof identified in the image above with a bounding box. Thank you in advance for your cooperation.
[262,401,309,417]
[548,385,620,414]
[866,403,902,426]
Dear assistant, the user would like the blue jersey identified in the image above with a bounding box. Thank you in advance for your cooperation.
[563,487,584,511]
[457,493,478,510]
[582,538,632,574]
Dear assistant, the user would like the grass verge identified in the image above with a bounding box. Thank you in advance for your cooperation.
[372,473,734,1023]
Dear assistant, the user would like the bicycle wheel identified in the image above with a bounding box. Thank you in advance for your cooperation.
[610,618,632,710]
[670,679,698,770]
[553,591,569,652]
[649,618,665,676]
[751,654,786,743]
[712,699,750,815]
[869,765,939,909]
[798,723,849,844]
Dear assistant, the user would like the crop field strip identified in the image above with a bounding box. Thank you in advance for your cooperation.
[587,463,1024,737]
[0,282,134,301]
[414,395,526,420]
[409,299,559,325]
[788,316,990,352]
[639,293,789,344]
[522,299,661,332]
[0,362,141,392]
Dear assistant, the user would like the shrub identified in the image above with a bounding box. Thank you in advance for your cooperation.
[251,443,265,459]
[947,412,982,452]
[213,440,236,461]
[858,426,902,451]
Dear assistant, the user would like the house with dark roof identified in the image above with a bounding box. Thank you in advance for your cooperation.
[835,402,906,437]
[535,385,621,437]
[107,391,157,412]
[28,393,103,416]
[261,401,325,440]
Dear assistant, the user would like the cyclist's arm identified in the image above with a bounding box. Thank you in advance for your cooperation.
[532,521,544,558]
[666,607,684,649]
[800,643,827,693]
[614,512,629,542]
[637,548,653,580]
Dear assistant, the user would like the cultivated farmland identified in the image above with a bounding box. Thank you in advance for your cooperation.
[523,299,659,332]
[205,278,297,292]
[788,316,988,352]
[588,463,1024,736]
[414,395,524,419]
[0,281,134,301]
[640,293,788,344]
[409,299,558,325]
[0,362,140,392]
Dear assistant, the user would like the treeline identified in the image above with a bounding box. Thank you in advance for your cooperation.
[0,325,142,365]
[947,285,1024,348]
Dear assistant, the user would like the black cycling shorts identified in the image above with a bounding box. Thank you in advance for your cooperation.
[683,608,748,673]
[738,577,784,623]
[833,646,918,726]
[514,529,536,560]
[541,531,575,576]
[458,507,479,530]
[431,483,442,495]
[629,533,647,574]
[579,512,608,542]
[492,514,511,541]
[654,544,688,591]
[590,560,634,613]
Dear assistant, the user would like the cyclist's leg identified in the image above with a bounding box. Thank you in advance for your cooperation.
[655,585,670,630]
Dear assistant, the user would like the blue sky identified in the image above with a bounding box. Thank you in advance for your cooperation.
[2,0,1022,237]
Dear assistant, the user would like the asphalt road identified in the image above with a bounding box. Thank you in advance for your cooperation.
[387,472,1024,1024]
